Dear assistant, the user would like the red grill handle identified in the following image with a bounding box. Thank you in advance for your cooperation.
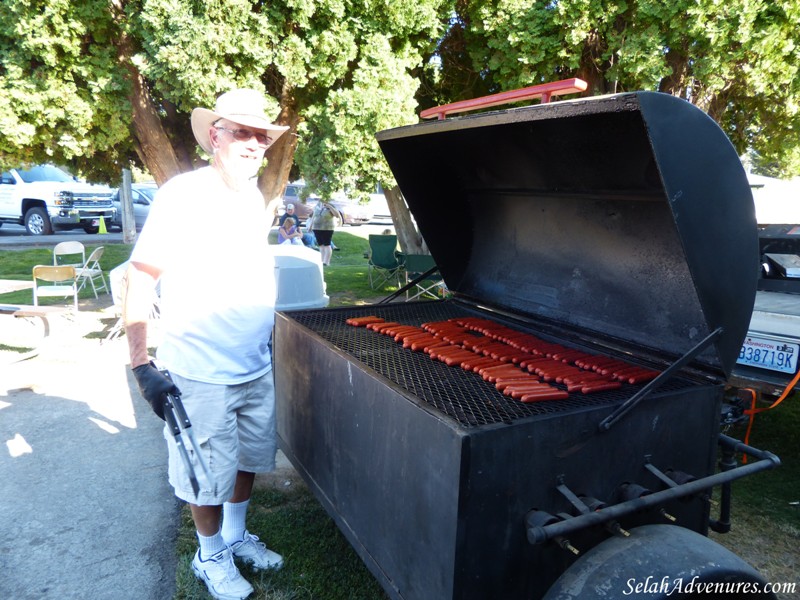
[420,78,588,120]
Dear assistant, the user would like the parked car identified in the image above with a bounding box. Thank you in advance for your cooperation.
[332,191,374,226]
[0,164,115,235]
[109,182,157,231]
[281,183,316,224]
[368,183,391,220]
[280,181,373,226]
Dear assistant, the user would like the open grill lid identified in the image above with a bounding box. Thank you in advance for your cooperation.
[376,91,758,378]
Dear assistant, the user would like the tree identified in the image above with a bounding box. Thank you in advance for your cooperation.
[0,0,450,234]
[423,0,800,177]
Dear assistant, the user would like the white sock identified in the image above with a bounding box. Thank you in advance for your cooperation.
[221,499,250,545]
[197,530,226,560]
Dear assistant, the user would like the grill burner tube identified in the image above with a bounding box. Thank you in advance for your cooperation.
[528,436,780,546]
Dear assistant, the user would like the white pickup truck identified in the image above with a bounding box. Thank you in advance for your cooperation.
[730,224,800,396]
[0,164,115,235]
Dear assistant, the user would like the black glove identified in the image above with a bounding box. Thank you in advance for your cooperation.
[132,361,180,421]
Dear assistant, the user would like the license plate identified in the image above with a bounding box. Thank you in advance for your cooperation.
[737,336,799,374]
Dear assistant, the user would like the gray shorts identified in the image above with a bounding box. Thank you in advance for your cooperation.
[164,370,277,505]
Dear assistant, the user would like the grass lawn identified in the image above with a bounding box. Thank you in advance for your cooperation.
[1,231,797,599]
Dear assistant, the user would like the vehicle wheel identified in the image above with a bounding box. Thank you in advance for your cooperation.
[24,207,53,235]
[543,524,775,599]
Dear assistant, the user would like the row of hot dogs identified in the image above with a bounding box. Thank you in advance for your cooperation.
[345,315,660,403]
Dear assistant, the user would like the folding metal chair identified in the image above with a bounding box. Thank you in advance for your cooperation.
[32,265,79,311]
[53,241,86,268]
[75,246,109,298]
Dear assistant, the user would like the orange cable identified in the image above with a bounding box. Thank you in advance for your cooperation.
[739,367,800,462]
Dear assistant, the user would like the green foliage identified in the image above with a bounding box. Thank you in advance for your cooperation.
[6,0,800,181]
[296,34,426,201]
[428,0,800,176]
[1,0,449,193]
[134,0,283,113]
[0,0,132,180]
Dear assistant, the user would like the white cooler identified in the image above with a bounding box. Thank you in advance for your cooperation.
[272,245,329,311]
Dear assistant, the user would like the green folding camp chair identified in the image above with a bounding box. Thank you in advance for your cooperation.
[367,234,404,289]
[402,254,444,300]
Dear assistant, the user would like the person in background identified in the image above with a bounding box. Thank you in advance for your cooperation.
[278,203,298,228]
[308,199,342,266]
[278,216,303,245]
[280,204,316,247]
[123,88,288,600]
[302,221,317,248]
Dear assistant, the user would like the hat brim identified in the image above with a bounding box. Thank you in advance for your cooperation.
[191,107,290,155]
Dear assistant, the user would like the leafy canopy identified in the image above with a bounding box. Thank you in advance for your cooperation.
[426,0,800,176]
[1,0,449,192]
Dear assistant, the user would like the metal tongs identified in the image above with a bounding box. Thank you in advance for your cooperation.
[159,368,215,496]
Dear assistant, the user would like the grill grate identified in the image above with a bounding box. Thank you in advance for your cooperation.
[286,301,695,428]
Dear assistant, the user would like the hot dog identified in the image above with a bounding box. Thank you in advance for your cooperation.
[424,341,454,356]
[505,384,553,399]
[367,321,399,332]
[463,357,504,372]
[495,377,539,391]
[580,381,622,394]
[519,389,570,402]
[444,353,480,367]
[627,372,659,384]
[347,316,384,327]
[404,334,438,349]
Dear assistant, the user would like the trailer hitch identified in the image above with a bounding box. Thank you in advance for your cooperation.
[526,433,780,547]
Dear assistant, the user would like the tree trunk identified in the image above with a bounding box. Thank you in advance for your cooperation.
[576,31,611,95]
[110,0,187,185]
[129,71,187,185]
[386,186,427,255]
[258,83,301,220]
[659,46,690,98]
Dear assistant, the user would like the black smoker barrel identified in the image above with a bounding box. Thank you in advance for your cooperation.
[274,92,776,600]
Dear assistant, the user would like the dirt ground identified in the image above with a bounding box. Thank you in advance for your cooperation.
[710,508,799,598]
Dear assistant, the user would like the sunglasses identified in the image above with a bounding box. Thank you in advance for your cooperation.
[214,126,273,148]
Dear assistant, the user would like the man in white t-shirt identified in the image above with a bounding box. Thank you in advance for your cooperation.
[123,89,289,600]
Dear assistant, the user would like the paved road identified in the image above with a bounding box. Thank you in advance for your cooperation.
[0,224,128,249]
[0,307,180,599]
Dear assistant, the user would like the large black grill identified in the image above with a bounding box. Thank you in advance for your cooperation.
[274,91,771,600]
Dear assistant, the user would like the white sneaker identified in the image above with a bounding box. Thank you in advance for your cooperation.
[191,548,254,600]
[229,531,284,571]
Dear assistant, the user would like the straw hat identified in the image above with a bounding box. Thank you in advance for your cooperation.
[191,89,289,154]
